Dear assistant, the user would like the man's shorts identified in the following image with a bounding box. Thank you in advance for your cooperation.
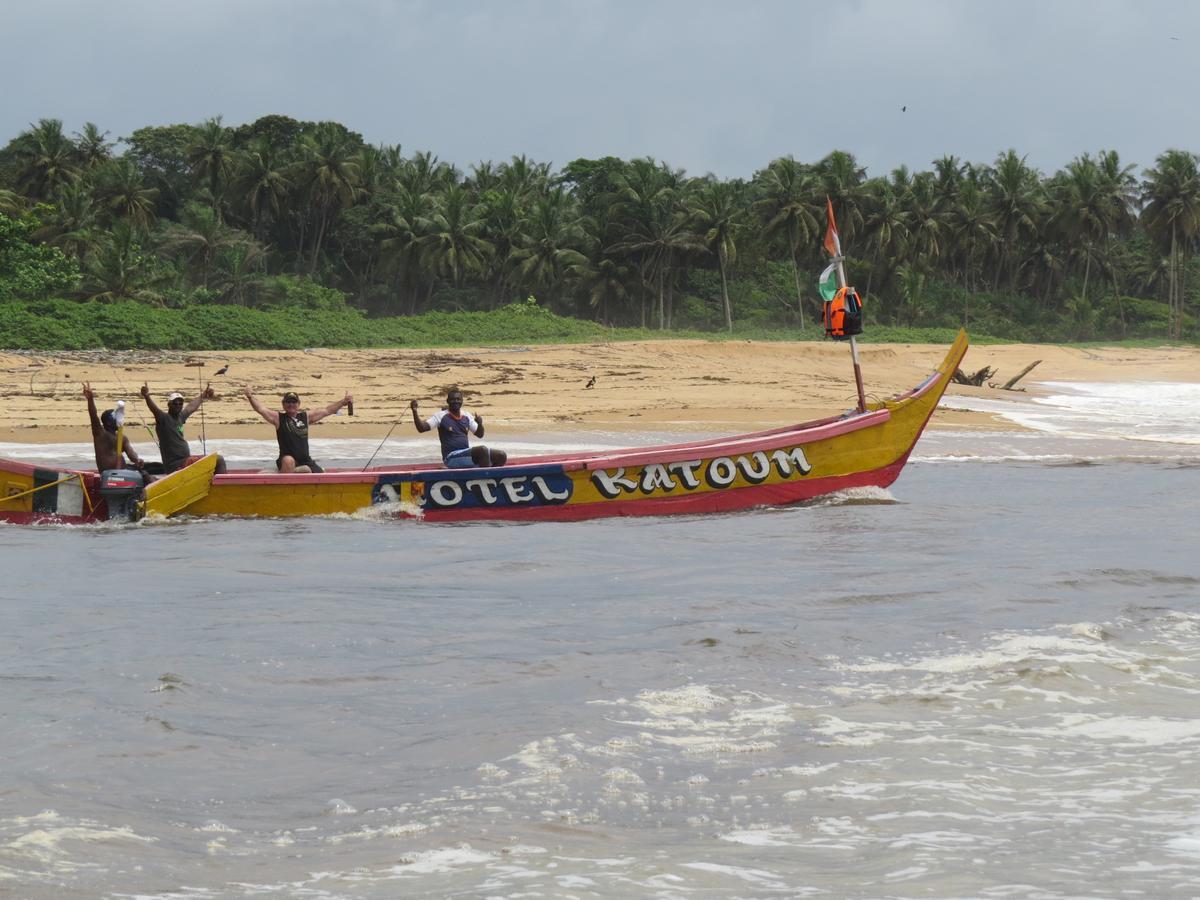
[443,448,475,468]
[276,457,324,473]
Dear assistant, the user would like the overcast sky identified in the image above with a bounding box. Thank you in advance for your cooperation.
[4,0,1198,181]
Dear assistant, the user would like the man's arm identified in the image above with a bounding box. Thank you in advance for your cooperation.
[140,383,164,420]
[472,413,485,438]
[309,392,352,425]
[411,400,431,433]
[244,388,280,427]
[83,382,102,435]
[121,438,145,470]
[183,383,214,418]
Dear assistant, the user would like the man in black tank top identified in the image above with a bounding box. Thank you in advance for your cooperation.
[244,388,353,473]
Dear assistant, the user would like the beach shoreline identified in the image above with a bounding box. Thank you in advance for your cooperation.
[2,339,1197,445]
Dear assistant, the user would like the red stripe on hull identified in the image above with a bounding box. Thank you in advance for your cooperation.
[0,511,101,526]
[416,457,910,523]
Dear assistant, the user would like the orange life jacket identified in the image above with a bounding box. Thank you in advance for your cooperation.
[823,286,864,339]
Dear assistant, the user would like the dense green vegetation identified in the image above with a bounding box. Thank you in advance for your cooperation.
[1,114,1197,348]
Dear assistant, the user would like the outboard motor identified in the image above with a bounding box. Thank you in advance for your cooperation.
[99,469,146,521]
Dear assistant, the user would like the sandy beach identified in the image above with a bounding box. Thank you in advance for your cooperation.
[1,339,1197,445]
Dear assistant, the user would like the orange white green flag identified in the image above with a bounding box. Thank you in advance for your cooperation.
[818,262,838,301]
[823,197,841,257]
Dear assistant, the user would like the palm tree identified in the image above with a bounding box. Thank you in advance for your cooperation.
[13,119,80,201]
[231,137,291,242]
[689,179,746,331]
[985,150,1043,292]
[32,182,100,261]
[355,144,388,199]
[499,154,551,201]
[941,180,995,323]
[576,203,633,323]
[374,186,437,312]
[510,187,588,309]
[211,242,270,305]
[467,160,500,196]
[158,201,258,289]
[1095,150,1138,333]
[0,189,24,217]
[186,117,236,215]
[931,155,966,209]
[74,123,113,170]
[1049,152,1135,329]
[92,157,159,232]
[292,123,363,274]
[860,174,911,314]
[1141,149,1200,338]
[753,156,820,328]
[476,185,526,307]
[399,150,455,196]
[609,159,700,329]
[421,183,490,290]
[905,172,946,270]
[80,221,162,303]
[816,150,867,243]
[578,254,632,324]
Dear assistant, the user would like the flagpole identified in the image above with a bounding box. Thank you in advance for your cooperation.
[833,255,867,414]
[825,198,867,414]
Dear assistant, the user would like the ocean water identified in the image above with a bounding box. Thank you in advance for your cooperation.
[1,382,1199,899]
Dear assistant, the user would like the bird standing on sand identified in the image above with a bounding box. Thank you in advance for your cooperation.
[214,365,229,376]
[585,376,597,389]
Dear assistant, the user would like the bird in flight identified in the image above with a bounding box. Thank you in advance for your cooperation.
[585,376,597,389]
[214,364,229,375]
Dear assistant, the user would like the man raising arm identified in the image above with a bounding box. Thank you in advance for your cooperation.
[141,383,227,474]
[84,382,146,474]
[245,388,352,473]
[411,387,505,468]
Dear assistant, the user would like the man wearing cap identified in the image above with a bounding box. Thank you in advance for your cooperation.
[244,387,352,473]
[141,383,226,475]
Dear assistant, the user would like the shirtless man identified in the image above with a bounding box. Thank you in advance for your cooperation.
[83,382,147,473]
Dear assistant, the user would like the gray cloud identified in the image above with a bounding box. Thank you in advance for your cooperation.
[4,0,1199,179]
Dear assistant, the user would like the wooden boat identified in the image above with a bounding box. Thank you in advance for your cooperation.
[0,330,967,524]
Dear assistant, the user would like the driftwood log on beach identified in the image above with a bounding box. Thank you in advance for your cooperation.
[952,360,1042,391]
[952,366,996,386]
[996,360,1042,391]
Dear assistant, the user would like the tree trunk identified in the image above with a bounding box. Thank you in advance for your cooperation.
[309,207,329,275]
[1178,231,1188,341]
[1170,225,1178,340]
[666,271,674,330]
[639,267,647,329]
[1081,245,1091,306]
[657,264,665,330]
[1106,238,1126,337]
[719,249,732,332]
[789,249,806,330]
